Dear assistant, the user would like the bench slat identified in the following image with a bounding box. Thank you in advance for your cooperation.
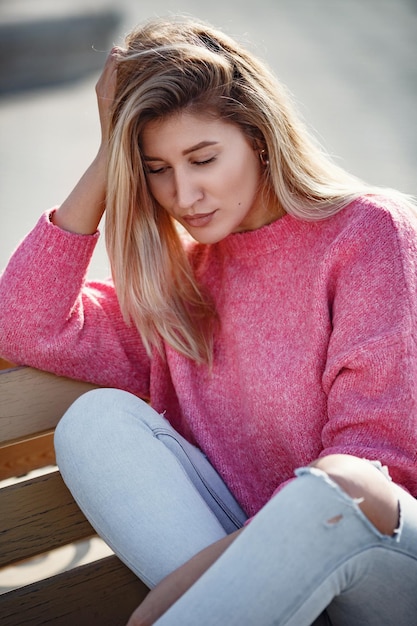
[0,367,98,444]
[0,365,150,622]
[0,555,149,626]
[0,431,55,480]
[0,470,95,567]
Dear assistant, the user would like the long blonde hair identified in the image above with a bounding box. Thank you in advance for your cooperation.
[105,16,413,364]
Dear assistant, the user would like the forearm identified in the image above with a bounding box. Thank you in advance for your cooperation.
[52,147,107,235]
[52,49,119,235]
[127,529,243,626]
[0,212,96,363]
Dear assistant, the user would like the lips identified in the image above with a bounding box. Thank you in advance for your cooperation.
[182,210,217,227]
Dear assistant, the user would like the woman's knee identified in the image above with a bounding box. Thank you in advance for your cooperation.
[310,454,400,535]
[56,388,119,436]
[54,387,142,460]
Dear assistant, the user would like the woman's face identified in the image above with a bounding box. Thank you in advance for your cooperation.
[141,111,276,244]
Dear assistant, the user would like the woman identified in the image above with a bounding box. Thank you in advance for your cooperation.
[1,17,417,625]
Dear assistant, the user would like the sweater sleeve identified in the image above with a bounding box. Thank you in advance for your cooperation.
[320,199,417,493]
[0,211,151,397]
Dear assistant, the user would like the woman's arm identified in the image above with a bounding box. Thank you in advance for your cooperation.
[0,215,150,393]
[319,203,417,490]
[0,50,151,394]
[52,49,119,235]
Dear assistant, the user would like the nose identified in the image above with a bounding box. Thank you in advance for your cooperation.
[174,168,203,210]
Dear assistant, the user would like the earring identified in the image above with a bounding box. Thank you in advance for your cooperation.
[259,149,269,166]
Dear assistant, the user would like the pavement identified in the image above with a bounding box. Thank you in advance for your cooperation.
[0,0,416,592]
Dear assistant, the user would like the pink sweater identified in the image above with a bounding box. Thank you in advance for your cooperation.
[1,195,417,516]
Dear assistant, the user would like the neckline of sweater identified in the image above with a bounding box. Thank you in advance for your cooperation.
[216,212,308,257]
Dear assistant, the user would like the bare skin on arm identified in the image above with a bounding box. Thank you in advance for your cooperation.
[51,50,119,235]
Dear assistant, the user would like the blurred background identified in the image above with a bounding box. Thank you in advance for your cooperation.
[1,0,416,279]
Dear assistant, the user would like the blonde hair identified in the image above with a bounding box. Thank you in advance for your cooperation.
[105,16,414,364]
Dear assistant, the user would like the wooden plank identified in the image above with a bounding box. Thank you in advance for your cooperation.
[0,470,95,567]
[0,555,149,626]
[0,367,98,443]
[0,357,16,370]
[0,431,55,480]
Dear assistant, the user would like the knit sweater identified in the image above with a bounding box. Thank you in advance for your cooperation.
[1,195,417,516]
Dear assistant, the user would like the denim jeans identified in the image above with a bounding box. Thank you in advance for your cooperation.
[54,388,417,625]
[54,388,247,588]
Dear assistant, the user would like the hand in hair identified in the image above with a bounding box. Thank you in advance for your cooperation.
[96,48,120,148]
[50,50,121,235]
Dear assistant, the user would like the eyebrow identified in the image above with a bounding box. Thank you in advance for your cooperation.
[143,141,219,161]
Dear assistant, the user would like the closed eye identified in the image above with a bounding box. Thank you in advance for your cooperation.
[194,157,216,166]
[146,165,169,175]
[146,157,216,174]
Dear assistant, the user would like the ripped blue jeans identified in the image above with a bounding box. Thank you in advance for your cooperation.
[54,389,417,625]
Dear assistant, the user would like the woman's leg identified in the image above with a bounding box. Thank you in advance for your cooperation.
[153,456,417,625]
[54,388,247,588]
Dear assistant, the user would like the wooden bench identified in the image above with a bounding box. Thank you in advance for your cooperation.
[0,360,149,625]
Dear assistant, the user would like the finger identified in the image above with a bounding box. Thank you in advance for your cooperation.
[97,46,123,88]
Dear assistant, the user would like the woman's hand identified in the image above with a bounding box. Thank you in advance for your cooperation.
[127,529,244,626]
